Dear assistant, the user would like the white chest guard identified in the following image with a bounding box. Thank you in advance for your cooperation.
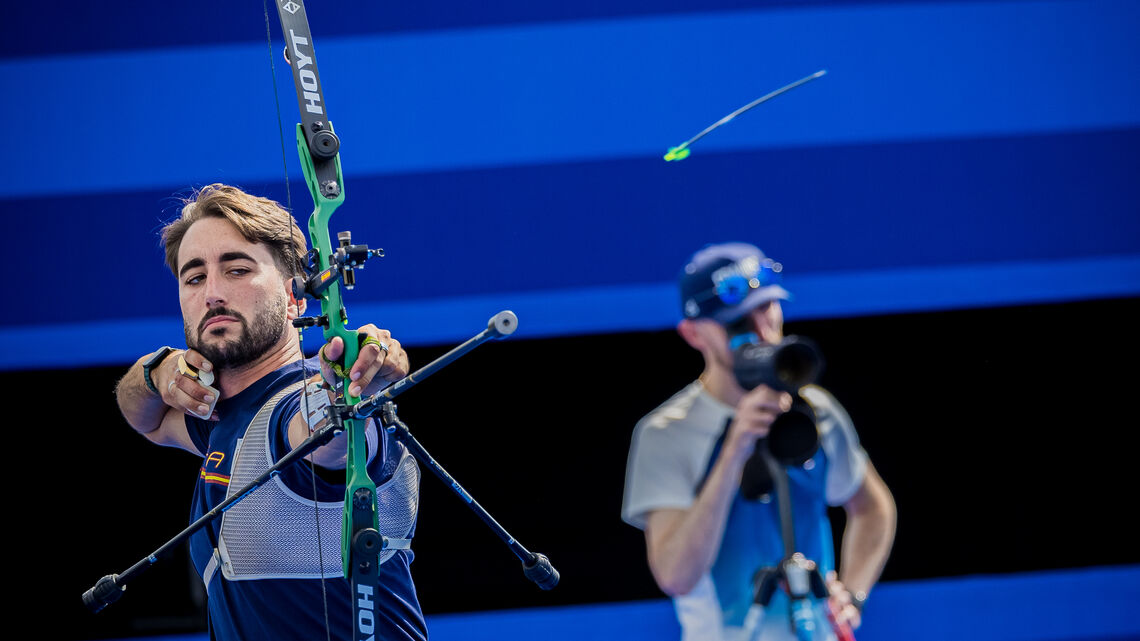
[205,382,420,585]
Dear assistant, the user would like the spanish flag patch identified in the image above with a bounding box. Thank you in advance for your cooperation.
[199,469,231,486]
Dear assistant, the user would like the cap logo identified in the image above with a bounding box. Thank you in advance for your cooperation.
[711,255,761,304]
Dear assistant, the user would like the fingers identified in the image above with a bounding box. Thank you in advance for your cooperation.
[180,349,214,385]
[824,577,863,630]
[738,385,789,427]
[350,327,409,397]
[726,385,791,453]
[318,337,345,385]
[372,335,408,380]
[322,336,345,362]
[320,327,410,397]
[778,390,793,412]
[831,601,861,630]
[163,350,219,420]
[829,581,851,607]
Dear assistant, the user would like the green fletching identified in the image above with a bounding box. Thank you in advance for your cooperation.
[664,146,691,162]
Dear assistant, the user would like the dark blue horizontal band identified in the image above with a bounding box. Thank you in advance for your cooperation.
[2,0,1001,59]
[5,255,1138,370]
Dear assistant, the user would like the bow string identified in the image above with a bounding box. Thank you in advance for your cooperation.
[270,2,383,640]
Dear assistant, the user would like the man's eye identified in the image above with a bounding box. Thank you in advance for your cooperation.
[185,274,204,285]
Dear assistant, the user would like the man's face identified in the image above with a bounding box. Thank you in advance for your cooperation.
[693,300,786,370]
[737,299,785,346]
[175,216,290,368]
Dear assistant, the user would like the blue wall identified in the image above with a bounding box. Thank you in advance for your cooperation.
[2,0,1138,368]
[435,565,1140,641]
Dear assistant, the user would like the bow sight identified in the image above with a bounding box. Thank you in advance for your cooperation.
[292,231,385,319]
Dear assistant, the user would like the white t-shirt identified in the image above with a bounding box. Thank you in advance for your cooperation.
[622,382,867,640]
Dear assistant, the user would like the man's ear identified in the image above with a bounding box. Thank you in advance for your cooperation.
[677,318,704,351]
[286,278,307,318]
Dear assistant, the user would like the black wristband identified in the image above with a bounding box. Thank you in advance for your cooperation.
[142,346,176,395]
[849,589,867,613]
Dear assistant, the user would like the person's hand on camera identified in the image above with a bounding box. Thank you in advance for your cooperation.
[724,385,791,461]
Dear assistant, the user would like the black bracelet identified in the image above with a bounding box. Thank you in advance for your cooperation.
[142,346,176,395]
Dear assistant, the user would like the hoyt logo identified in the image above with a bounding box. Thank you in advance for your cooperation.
[288,29,324,115]
[357,584,376,640]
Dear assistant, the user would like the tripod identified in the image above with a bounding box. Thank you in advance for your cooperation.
[741,447,854,641]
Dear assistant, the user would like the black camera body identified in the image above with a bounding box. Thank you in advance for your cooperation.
[730,334,825,500]
[732,336,823,394]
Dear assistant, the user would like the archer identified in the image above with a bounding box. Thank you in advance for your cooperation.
[115,183,428,641]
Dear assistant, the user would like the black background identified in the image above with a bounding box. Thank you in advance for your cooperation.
[33,296,1140,639]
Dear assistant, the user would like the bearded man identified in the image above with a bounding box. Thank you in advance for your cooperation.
[116,184,427,641]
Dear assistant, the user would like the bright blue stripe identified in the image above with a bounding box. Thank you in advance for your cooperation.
[857,565,1140,641]
[7,255,1138,370]
[787,254,1140,320]
[426,599,680,641]
[3,0,1138,198]
[426,565,1140,641]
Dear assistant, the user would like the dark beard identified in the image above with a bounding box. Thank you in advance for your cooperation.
[186,299,286,369]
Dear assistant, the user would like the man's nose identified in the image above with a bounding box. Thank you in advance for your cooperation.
[203,273,227,308]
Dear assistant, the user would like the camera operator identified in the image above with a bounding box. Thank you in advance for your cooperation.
[621,242,896,641]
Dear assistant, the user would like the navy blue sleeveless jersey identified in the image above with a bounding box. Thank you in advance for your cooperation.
[184,357,427,641]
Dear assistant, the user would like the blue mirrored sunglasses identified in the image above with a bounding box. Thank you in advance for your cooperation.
[695,258,783,306]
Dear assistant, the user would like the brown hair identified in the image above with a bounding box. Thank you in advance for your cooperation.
[161,184,307,278]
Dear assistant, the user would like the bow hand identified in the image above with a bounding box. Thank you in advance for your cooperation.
[319,327,409,397]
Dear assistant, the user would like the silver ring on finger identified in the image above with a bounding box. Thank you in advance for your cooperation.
[377,341,390,354]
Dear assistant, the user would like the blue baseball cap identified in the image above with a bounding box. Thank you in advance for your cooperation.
[679,242,791,324]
